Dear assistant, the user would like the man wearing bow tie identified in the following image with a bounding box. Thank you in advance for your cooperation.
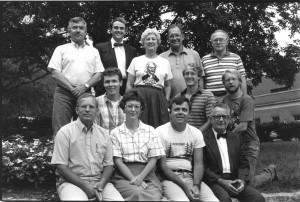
[221,69,277,188]
[94,17,137,96]
[202,102,264,202]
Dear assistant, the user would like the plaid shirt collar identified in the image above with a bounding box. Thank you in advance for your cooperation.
[118,121,146,134]
[71,40,90,48]
[103,93,122,106]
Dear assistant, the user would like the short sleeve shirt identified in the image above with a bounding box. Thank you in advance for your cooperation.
[178,89,216,128]
[48,41,104,85]
[127,55,173,89]
[110,121,165,163]
[202,51,246,93]
[155,122,205,171]
[222,94,259,143]
[51,118,113,185]
[160,47,203,98]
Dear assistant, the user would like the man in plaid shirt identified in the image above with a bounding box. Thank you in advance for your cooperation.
[96,67,125,132]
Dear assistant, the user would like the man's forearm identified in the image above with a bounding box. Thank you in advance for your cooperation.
[86,72,102,87]
[98,165,114,189]
[193,164,204,186]
[56,164,88,192]
[51,69,74,91]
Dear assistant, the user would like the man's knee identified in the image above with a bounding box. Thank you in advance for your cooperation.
[161,180,189,201]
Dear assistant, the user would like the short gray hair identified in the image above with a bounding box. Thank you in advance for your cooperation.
[140,28,161,46]
[68,17,87,31]
[210,29,228,41]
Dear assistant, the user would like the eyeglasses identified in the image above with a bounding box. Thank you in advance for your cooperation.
[125,105,141,110]
[211,38,226,44]
[78,105,96,110]
[212,115,230,120]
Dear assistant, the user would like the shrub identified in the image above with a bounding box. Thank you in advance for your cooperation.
[256,121,300,142]
[2,134,56,189]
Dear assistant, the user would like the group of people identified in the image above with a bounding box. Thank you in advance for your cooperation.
[49,16,278,201]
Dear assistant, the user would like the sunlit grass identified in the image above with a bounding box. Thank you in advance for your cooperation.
[256,141,300,193]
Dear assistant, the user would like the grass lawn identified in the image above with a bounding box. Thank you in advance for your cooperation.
[256,141,300,193]
[2,141,300,200]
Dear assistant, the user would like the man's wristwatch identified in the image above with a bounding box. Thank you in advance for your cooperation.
[84,83,90,89]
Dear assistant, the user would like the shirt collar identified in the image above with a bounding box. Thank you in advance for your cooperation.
[167,46,188,56]
[104,93,123,104]
[111,38,124,48]
[210,50,230,58]
[212,128,226,139]
[118,120,145,133]
[71,40,89,48]
[180,87,203,96]
[75,118,94,133]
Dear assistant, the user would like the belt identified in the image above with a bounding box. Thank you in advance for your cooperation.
[173,169,192,173]
[135,85,162,91]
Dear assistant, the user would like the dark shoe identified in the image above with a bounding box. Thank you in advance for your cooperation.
[268,164,278,181]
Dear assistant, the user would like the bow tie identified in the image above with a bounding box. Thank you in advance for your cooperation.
[217,132,227,139]
[114,43,124,47]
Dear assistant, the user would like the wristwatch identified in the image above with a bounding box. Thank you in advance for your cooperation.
[84,83,90,89]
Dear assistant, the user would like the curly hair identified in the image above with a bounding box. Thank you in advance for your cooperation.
[119,90,146,111]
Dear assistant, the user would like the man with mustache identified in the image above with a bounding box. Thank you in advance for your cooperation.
[48,17,104,138]
[155,96,219,201]
[160,24,204,99]
[94,17,137,96]
[221,69,277,188]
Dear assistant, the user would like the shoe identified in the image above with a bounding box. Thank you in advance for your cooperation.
[268,164,278,181]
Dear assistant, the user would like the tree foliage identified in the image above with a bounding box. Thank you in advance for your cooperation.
[2,1,300,118]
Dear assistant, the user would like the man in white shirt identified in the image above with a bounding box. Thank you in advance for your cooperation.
[202,102,264,202]
[48,17,104,138]
[156,96,218,201]
[94,17,137,96]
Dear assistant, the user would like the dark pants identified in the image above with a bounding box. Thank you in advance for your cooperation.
[210,183,265,202]
[52,86,77,139]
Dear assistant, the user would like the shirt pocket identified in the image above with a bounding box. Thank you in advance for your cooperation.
[96,144,107,163]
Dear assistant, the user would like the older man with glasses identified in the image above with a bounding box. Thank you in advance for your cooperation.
[202,30,247,102]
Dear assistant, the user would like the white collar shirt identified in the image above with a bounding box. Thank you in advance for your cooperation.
[111,38,126,78]
[213,129,231,173]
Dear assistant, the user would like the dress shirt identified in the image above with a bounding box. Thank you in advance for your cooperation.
[110,121,165,163]
[111,38,126,78]
[48,41,104,85]
[51,118,113,186]
[212,129,231,173]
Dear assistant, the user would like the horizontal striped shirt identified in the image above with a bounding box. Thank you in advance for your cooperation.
[177,89,216,128]
[202,51,246,93]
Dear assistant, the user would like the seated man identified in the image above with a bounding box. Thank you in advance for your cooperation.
[51,93,123,201]
[96,67,125,132]
[156,96,219,201]
[203,102,264,202]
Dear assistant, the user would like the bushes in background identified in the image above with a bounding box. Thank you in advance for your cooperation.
[256,121,300,142]
[2,134,56,189]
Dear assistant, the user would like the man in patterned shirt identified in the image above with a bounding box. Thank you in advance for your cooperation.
[202,29,247,101]
[177,64,215,132]
[156,96,219,201]
[95,67,125,132]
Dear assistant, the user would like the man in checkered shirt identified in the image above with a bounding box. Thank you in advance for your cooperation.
[95,67,125,132]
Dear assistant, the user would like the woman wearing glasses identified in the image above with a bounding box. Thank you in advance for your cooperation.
[110,90,165,201]
[126,28,173,128]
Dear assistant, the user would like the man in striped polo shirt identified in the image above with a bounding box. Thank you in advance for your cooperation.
[202,30,247,101]
[177,64,216,132]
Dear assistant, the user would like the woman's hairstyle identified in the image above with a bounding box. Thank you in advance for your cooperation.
[119,89,146,111]
[140,28,161,46]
